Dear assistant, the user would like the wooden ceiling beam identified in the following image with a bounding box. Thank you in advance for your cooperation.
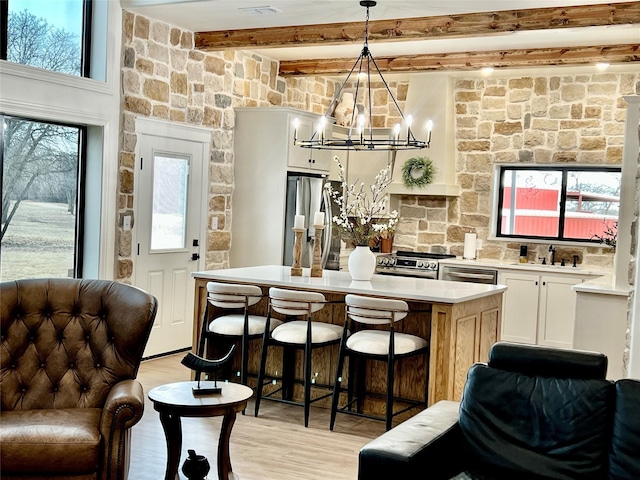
[195,2,640,50]
[278,44,640,76]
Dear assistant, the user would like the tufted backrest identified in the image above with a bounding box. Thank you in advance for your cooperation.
[1,278,158,411]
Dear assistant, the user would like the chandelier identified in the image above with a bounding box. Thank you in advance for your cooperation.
[294,0,432,151]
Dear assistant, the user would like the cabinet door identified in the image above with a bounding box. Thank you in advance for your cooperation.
[499,272,539,345]
[288,115,331,173]
[538,275,580,349]
[310,145,331,172]
[288,115,315,171]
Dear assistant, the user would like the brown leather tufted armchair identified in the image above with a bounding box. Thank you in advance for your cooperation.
[0,278,158,480]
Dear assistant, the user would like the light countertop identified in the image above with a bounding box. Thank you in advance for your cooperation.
[438,257,608,277]
[192,265,506,304]
[572,274,631,296]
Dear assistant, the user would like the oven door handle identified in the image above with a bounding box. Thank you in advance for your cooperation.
[446,271,495,281]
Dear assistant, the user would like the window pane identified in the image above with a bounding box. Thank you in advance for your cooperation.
[564,170,620,241]
[1,116,80,281]
[7,0,83,75]
[150,155,188,250]
[500,169,561,237]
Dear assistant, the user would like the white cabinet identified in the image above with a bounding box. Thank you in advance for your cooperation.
[498,271,584,349]
[231,107,328,268]
[287,113,331,173]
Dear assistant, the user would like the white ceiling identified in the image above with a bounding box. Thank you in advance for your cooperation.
[120,0,640,64]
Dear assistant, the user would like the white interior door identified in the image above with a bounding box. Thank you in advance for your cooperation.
[135,128,207,357]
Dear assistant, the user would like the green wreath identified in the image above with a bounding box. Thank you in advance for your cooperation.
[401,157,435,188]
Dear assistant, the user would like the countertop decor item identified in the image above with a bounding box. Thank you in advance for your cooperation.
[291,227,305,276]
[401,156,435,188]
[311,222,324,277]
[292,0,433,152]
[348,245,377,281]
[325,155,398,248]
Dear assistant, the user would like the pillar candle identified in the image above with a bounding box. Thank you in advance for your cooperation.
[294,215,305,229]
[314,211,324,226]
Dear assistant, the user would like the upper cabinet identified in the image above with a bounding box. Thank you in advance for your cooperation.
[287,111,331,174]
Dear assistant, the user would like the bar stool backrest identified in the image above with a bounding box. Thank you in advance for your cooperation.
[345,294,409,325]
[269,287,326,316]
[207,282,263,309]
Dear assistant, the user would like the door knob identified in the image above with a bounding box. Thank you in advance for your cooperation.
[191,253,200,261]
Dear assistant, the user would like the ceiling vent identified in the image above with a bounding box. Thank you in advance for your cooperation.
[238,5,281,16]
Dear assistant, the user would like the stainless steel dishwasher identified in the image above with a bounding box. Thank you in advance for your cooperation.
[440,265,498,284]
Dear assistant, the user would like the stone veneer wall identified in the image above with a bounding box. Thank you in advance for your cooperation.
[117,11,638,280]
[393,71,640,268]
[117,12,339,281]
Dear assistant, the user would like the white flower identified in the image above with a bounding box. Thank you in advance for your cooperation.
[325,156,398,247]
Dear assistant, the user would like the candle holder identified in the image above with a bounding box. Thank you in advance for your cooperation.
[310,224,324,277]
[291,228,305,276]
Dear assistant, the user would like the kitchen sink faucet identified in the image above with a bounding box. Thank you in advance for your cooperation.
[548,245,556,266]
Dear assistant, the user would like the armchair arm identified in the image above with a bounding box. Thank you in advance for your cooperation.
[99,379,145,480]
[358,401,467,480]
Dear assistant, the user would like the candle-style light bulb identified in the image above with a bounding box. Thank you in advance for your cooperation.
[393,123,400,142]
[426,119,433,144]
[318,116,327,144]
[293,118,300,143]
[358,114,365,144]
[406,114,413,143]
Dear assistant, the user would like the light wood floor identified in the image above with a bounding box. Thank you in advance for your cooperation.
[129,353,387,480]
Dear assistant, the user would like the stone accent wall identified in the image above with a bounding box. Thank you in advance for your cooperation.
[394,71,640,268]
[117,12,638,279]
[117,11,336,281]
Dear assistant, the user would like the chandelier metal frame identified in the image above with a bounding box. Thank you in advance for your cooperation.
[294,0,432,151]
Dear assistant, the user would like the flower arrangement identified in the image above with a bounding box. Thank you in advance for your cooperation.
[325,155,398,247]
[378,217,398,239]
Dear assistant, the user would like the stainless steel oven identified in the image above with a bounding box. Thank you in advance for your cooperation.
[375,251,456,279]
[440,265,498,284]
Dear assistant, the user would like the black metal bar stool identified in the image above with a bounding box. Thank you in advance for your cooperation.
[254,287,343,427]
[196,282,281,386]
[330,294,429,431]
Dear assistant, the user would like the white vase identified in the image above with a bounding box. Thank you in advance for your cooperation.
[348,246,376,281]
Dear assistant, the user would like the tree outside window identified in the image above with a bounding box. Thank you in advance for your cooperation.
[496,166,621,244]
[1,115,83,281]
[3,0,88,76]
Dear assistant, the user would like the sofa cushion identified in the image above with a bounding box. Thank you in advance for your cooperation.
[459,363,615,480]
[0,408,101,474]
[609,379,640,480]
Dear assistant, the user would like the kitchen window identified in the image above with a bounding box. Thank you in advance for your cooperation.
[495,166,621,243]
[1,0,92,77]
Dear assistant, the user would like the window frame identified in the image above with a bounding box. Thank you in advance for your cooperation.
[495,165,621,244]
[1,0,93,78]
[1,113,88,279]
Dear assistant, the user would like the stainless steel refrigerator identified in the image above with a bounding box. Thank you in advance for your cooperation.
[283,173,341,270]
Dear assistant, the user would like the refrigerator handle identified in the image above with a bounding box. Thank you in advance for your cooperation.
[320,187,332,269]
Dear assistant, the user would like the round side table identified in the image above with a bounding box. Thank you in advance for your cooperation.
[148,381,253,480]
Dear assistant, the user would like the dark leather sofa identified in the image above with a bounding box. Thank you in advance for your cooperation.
[0,278,158,480]
[358,342,640,480]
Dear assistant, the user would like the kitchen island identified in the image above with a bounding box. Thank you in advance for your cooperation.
[191,265,506,411]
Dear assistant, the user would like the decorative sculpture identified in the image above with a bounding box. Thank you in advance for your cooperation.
[334,92,355,126]
[182,449,210,480]
[181,344,236,395]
